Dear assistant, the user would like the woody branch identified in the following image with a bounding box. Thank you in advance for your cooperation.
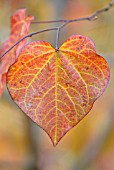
[0,0,114,58]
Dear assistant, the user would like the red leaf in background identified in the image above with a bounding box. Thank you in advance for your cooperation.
[6,35,110,146]
[0,9,34,96]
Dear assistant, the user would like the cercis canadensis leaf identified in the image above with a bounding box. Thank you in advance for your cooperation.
[0,9,34,96]
[6,35,110,146]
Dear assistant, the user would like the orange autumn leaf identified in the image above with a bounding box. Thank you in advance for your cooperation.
[6,35,110,146]
[0,9,34,96]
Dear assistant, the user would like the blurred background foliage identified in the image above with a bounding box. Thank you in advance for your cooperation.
[0,0,114,170]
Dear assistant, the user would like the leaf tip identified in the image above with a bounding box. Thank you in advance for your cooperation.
[52,139,58,147]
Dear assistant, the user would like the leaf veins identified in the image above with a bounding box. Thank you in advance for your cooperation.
[0,9,34,96]
[6,35,110,146]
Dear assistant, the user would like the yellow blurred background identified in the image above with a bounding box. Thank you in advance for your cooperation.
[0,0,114,170]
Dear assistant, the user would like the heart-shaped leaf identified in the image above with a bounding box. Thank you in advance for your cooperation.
[6,35,110,146]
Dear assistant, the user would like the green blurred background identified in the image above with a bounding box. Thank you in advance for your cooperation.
[0,0,114,170]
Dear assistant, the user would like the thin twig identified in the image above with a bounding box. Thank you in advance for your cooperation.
[55,22,68,50]
[32,19,67,24]
[0,27,57,59]
[0,0,114,58]
[32,0,114,24]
